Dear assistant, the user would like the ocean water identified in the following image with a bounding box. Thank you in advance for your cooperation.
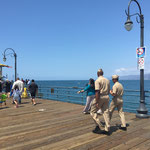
[36,80,150,90]
[36,80,150,114]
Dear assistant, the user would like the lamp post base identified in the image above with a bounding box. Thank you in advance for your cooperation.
[136,102,149,118]
[136,113,149,118]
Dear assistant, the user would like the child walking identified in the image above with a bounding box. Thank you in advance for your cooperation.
[13,85,21,108]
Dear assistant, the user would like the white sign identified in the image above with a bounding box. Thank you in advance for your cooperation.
[138,57,144,69]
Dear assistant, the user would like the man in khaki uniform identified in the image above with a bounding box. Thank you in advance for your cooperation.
[109,75,127,131]
[90,69,110,135]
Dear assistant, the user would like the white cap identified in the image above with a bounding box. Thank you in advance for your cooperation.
[97,69,103,73]
[112,75,119,79]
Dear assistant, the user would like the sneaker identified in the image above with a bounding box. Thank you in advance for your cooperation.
[92,126,101,134]
[100,130,110,136]
[119,126,127,131]
[82,111,90,114]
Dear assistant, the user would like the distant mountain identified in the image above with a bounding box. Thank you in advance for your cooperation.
[119,74,150,80]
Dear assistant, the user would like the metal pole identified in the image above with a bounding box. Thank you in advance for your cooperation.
[125,0,149,118]
[136,14,148,118]
[14,53,17,81]
[3,48,17,82]
[140,14,144,102]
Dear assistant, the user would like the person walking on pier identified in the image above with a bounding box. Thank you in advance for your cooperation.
[77,78,95,114]
[109,75,127,131]
[13,85,21,108]
[12,78,24,104]
[29,79,38,105]
[90,69,110,135]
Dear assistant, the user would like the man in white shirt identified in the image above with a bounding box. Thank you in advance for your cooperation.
[12,78,24,104]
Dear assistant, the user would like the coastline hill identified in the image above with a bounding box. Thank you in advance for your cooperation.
[119,74,150,80]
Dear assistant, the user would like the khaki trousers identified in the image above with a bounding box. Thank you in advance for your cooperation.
[90,95,110,132]
[109,98,126,127]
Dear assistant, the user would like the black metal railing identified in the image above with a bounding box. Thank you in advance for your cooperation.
[37,86,85,105]
[37,86,150,114]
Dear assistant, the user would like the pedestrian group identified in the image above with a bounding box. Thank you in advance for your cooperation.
[1,71,126,135]
[78,68,127,135]
[0,78,38,108]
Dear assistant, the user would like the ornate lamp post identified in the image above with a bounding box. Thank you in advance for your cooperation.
[125,0,149,118]
[3,48,17,81]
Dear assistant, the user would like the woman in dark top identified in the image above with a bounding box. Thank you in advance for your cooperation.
[78,78,95,114]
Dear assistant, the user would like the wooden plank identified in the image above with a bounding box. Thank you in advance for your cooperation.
[1,126,95,150]
[71,117,150,150]
[130,139,150,150]
[0,98,150,150]
[109,137,147,150]
[92,128,149,150]
[68,116,147,150]
[33,133,104,150]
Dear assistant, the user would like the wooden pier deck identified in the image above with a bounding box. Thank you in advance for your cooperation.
[0,98,150,150]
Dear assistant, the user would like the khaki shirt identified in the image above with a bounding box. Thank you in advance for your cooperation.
[112,81,124,98]
[95,76,110,95]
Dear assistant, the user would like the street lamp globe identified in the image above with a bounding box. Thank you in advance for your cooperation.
[125,19,133,31]
[3,57,6,62]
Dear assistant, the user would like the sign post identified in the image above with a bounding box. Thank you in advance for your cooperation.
[138,57,144,70]
[136,47,145,70]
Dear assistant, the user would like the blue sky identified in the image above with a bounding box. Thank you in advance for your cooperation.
[0,0,150,80]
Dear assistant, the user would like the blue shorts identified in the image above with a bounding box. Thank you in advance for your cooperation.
[13,95,20,101]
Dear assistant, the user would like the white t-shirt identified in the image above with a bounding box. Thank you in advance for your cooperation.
[12,80,24,93]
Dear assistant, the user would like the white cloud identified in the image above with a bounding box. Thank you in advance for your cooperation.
[114,67,138,76]
[115,58,150,76]
[115,66,150,76]
[115,68,127,73]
